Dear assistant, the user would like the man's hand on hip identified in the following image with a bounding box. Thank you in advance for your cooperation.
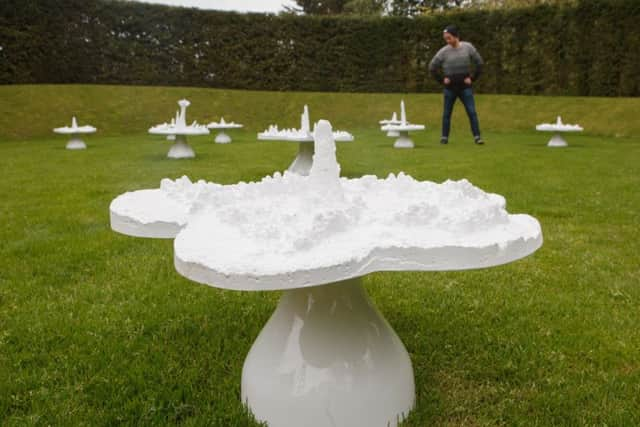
[464,77,472,85]
[444,77,451,85]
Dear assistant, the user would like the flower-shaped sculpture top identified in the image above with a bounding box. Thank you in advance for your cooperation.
[111,120,542,291]
[53,117,97,134]
[536,116,583,132]
[149,99,209,136]
[381,101,425,132]
[207,117,244,130]
[258,105,354,142]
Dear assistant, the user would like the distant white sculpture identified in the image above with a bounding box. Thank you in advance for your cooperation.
[149,99,209,159]
[536,116,583,147]
[380,111,402,137]
[380,101,425,148]
[53,117,97,150]
[258,105,354,175]
[110,119,542,427]
[207,117,244,144]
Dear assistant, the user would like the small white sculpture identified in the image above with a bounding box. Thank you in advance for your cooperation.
[206,117,244,144]
[53,117,97,150]
[536,116,583,147]
[149,99,209,159]
[380,100,425,148]
[258,105,354,175]
[110,119,542,427]
[380,111,402,137]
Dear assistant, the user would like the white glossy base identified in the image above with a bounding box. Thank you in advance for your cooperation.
[394,132,414,149]
[242,278,415,427]
[288,142,314,176]
[168,136,196,159]
[167,135,176,141]
[215,132,232,144]
[66,136,87,150]
[547,133,568,147]
[387,130,400,137]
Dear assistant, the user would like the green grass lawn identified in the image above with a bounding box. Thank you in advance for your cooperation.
[3,85,640,140]
[1,89,639,426]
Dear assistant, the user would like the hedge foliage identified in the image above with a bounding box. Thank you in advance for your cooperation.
[0,0,638,96]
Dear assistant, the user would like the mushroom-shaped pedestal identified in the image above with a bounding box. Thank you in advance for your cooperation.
[381,101,425,149]
[536,116,583,147]
[258,105,354,175]
[150,100,210,159]
[110,120,542,427]
[379,111,402,137]
[207,117,244,144]
[53,117,97,150]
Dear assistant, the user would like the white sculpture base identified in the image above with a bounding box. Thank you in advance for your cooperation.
[215,132,232,144]
[242,278,415,427]
[393,132,414,149]
[288,143,314,176]
[66,136,87,150]
[167,135,176,141]
[547,133,568,147]
[387,130,400,137]
[168,136,195,159]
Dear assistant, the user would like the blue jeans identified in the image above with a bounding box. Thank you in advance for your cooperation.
[442,87,481,139]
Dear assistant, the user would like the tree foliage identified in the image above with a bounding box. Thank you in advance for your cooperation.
[0,0,637,96]
[286,0,350,14]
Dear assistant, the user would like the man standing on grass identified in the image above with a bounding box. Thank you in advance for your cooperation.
[429,25,485,145]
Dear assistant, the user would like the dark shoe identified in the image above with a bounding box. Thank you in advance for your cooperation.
[474,136,484,145]
[440,137,449,145]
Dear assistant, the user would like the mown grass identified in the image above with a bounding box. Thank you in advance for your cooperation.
[1,92,639,426]
[2,84,640,140]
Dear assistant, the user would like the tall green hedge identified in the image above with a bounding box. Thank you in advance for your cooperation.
[0,0,638,96]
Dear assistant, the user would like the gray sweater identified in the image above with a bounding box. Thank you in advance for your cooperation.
[429,42,484,89]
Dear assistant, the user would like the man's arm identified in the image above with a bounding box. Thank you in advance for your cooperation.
[468,43,484,81]
[429,50,444,84]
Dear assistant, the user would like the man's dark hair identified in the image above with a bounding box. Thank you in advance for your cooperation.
[443,25,459,38]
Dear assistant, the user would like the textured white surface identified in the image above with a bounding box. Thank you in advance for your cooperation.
[207,117,243,130]
[536,116,583,132]
[149,99,210,136]
[379,112,401,126]
[258,105,354,142]
[111,120,542,290]
[110,176,220,238]
[175,121,541,289]
[380,100,426,133]
[54,117,97,135]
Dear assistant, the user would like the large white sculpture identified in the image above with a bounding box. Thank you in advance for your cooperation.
[110,120,542,427]
[536,116,583,147]
[149,99,209,159]
[207,117,244,144]
[381,101,425,149]
[258,105,354,175]
[53,117,97,150]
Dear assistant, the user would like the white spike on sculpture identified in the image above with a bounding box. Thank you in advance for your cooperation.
[258,105,354,175]
[381,101,425,149]
[536,116,583,147]
[53,117,97,150]
[207,117,244,144]
[110,119,542,427]
[149,99,209,159]
[380,111,401,137]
